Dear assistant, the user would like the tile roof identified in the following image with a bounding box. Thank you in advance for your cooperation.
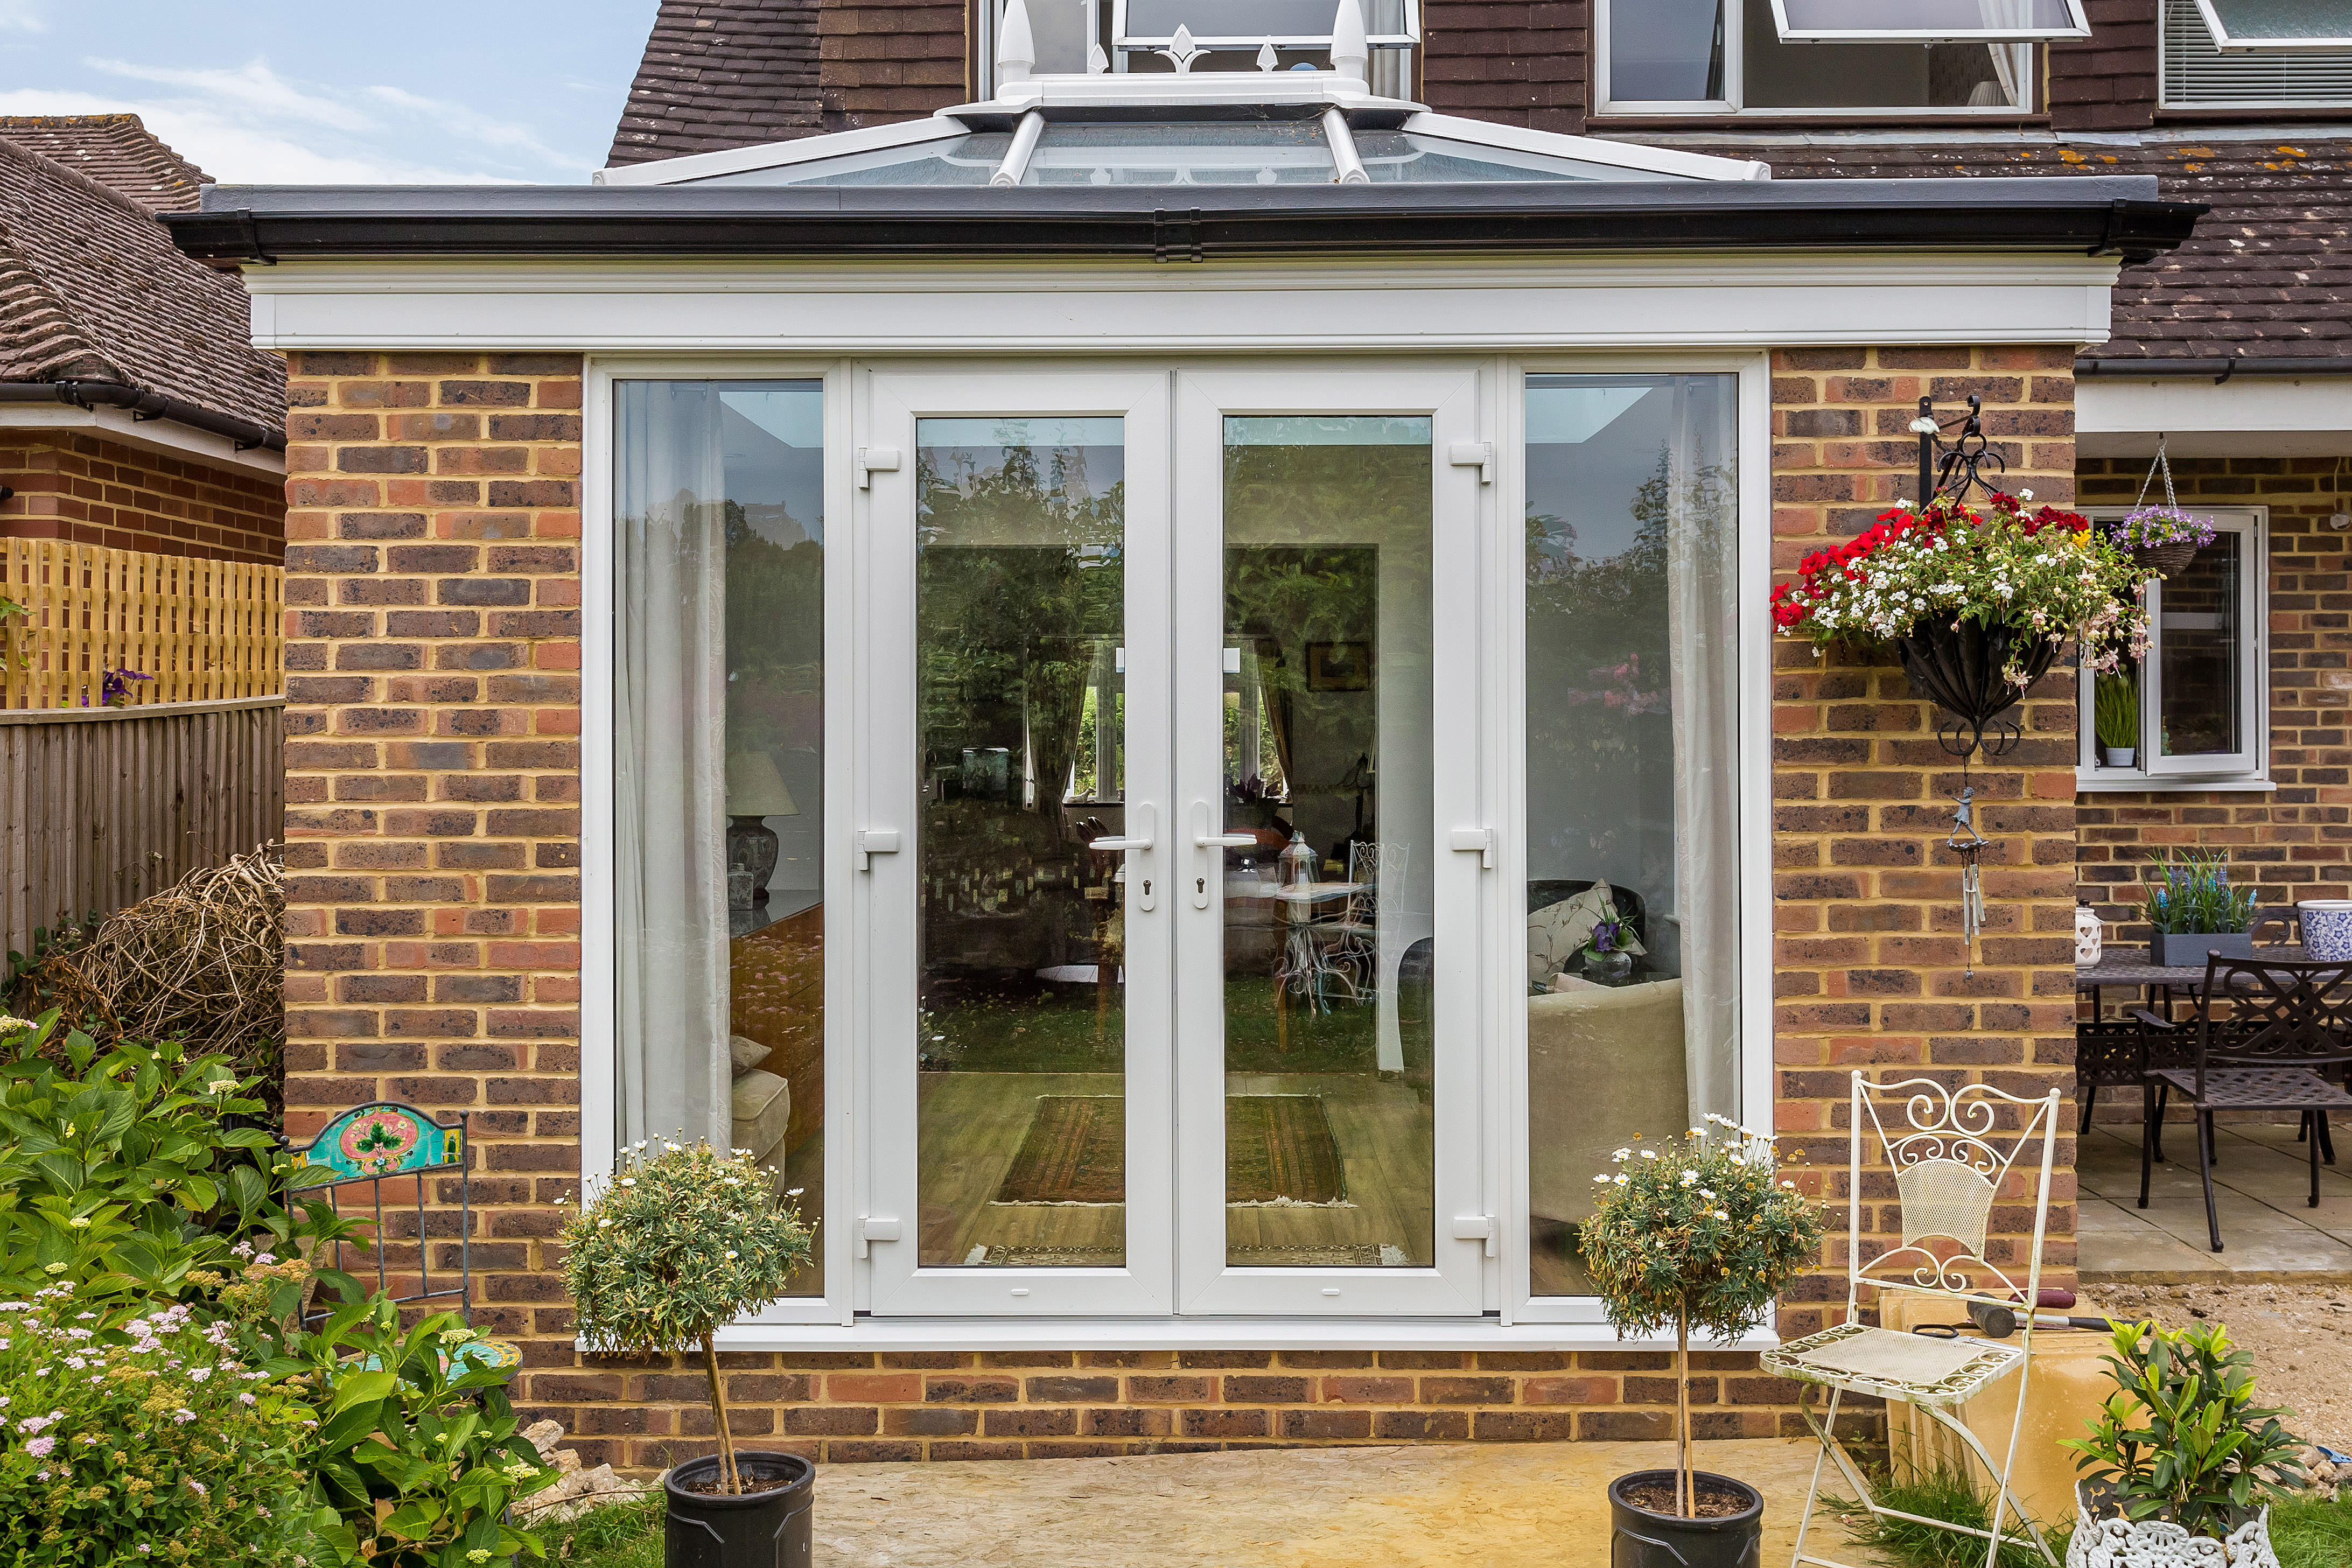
[607,0,822,168]
[1671,135,2347,364]
[0,131,283,433]
[0,114,211,213]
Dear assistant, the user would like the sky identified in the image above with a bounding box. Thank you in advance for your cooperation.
[0,1,656,184]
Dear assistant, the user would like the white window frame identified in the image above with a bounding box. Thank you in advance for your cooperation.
[2161,0,2352,108]
[1595,0,2047,116]
[2194,0,2352,51]
[1768,0,2088,42]
[2076,506,2270,794]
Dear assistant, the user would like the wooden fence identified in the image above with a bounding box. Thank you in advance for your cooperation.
[0,697,283,960]
[0,540,282,710]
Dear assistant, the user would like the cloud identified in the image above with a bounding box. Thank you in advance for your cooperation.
[0,88,505,184]
[86,56,377,133]
[0,1,43,33]
[362,83,571,167]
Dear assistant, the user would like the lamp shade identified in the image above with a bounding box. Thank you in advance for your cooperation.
[726,751,800,817]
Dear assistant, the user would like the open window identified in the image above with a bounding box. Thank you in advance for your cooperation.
[2194,0,2352,50]
[2165,0,2352,105]
[2078,508,2267,789]
[1601,0,2065,113]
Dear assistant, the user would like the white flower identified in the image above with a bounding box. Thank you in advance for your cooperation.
[1612,1174,1629,1186]
[1611,1147,1632,1163]
[1593,1174,1612,1185]
[619,1178,636,1187]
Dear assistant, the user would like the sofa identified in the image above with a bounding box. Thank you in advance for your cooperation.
[1527,977,1688,1227]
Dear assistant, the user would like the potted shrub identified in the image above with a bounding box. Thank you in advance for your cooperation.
[2110,504,2217,578]
[1770,491,2153,732]
[1581,1117,1823,1568]
[2095,671,2139,768]
[2139,848,2259,967]
[561,1137,816,1566]
[2063,1318,2306,1564]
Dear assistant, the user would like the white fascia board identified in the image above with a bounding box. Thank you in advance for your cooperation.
[235,257,2116,354]
[1401,112,1772,180]
[704,1314,1781,1353]
[0,402,284,478]
[2078,376,2352,454]
[596,117,967,187]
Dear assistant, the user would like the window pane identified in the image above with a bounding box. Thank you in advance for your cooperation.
[915,418,1130,1268]
[1612,0,1727,100]
[1524,375,1738,1298]
[685,134,1008,187]
[1222,415,1435,1268]
[615,380,826,1295]
[1126,0,1365,36]
[2164,0,2352,104]
[1354,131,1700,183]
[1776,0,2080,34]
[1024,122,1334,186]
[2195,0,2352,46]
[2158,532,2244,760]
[1746,0,2027,105]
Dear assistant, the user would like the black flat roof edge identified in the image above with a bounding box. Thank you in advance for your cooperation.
[169,176,2201,264]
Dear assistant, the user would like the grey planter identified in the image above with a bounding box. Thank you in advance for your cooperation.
[2147,929,2253,968]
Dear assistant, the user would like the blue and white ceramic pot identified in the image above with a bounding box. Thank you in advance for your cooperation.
[2297,900,2352,962]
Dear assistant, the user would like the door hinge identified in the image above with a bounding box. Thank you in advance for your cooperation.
[857,446,902,489]
[1448,827,1495,870]
[855,828,901,871]
[1447,440,1494,485]
[856,1215,901,1258]
[1452,1214,1498,1257]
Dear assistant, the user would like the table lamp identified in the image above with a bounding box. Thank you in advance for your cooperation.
[725,751,800,902]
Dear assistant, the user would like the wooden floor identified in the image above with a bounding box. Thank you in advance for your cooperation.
[915,1070,1436,1268]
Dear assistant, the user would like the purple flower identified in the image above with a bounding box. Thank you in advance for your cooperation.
[24,1436,52,1458]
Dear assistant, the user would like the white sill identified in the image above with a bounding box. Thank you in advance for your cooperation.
[695,1316,1783,1355]
[2076,771,2274,794]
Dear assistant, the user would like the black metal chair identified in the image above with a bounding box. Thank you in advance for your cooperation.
[2134,953,2352,1252]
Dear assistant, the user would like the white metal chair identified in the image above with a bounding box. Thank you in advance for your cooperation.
[1765,1073,2064,1568]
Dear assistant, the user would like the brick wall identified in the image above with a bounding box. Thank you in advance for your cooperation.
[2048,0,2159,133]
[1419,0,1587,134]
[1767,346,2082,1336]
[2075,456,2352,948]
[817,0,967,129]
[0,430,284,564]
[278,342,2083,1472]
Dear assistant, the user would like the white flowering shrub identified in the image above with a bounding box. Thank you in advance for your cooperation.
[0,1282,312,1565]
[561,1138,813,1493]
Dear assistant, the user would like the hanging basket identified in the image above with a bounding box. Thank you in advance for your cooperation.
[2133,540,2201,577]
[1894,617,2060,730]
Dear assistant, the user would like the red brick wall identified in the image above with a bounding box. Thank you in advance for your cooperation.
[1419,0,1588,134]
[2048,0,2159,132]
[0,430,284,565]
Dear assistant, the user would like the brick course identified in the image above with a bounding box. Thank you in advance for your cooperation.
[1419,0,1588,134]
[818,0,969,128]
[0,430,284,564]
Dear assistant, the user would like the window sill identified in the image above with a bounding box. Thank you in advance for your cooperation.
[2076,771,2274,794]
[698,1315,1784,1354]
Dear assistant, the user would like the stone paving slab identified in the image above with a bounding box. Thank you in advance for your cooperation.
[2078,1121,2352,1282]
[809,1439,1868,1567]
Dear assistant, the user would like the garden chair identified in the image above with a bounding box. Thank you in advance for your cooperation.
[1765,1073,2063,1568]
[2133,951,2352,1252]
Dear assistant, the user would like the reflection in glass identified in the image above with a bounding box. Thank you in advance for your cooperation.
[1221,416,1434,1268]
[1611,0,1727,100]
[2159,533,2241,760]
[615,380,826,1294]
[1523,375,1738,1298]
[1742,0,2025,107]
[915,419,1130,1268]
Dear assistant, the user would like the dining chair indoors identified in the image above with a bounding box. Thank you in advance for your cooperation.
[2134,951,2352,1252]
[1765,1073,2063,1568]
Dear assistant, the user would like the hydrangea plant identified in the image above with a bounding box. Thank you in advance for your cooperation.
[1768,491,2153,686]
[1580,1117,1823,1518]
[560,1138,814,1495]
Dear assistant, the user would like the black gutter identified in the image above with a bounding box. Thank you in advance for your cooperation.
[2076,356,2352,382]
[166,177,2202,264]
[0,380,286,453]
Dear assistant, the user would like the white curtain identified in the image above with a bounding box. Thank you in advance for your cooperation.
[1665,380,1741,1131]
[615,382,730,1151]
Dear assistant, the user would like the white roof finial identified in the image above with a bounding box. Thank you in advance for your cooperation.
[998,0,1037,85]
[1330,0,1368,83]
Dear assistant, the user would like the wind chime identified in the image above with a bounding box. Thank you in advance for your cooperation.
[1903,395,2015,977]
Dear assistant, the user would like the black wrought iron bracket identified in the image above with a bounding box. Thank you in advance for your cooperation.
[1913,393,2005,506]
[1937,712,2022,763]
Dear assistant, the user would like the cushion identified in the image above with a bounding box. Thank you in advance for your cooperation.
[729,1034,771,1077]
[729,1068,792,1165]
[1527,881,1648,986]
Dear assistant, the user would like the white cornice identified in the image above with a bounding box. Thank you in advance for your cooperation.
[0,402,284,478]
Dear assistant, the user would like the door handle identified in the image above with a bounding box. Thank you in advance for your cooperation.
[1191,801,1257,909]
[1089,803,1156,911]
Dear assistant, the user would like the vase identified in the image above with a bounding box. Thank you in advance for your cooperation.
[1894,618,2062,733]
[664,1450,815,1568]
[2133,541,2202,578]
[1582,948,1635,984]
[1608,1469,1763,1568]
[2102,746,2137,768]
[2067,1480,2277,1567]
[2297,899,2352,962]
[2075,902,2104,965]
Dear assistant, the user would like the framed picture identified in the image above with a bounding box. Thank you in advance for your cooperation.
[1306,641,1370,691]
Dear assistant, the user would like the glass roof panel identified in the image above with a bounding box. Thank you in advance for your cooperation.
[2200,0,2352,46]
[684,133,1008,186]
[1772,0,2088,38]
[1021,120,1336,185]
[1352,130,1698,183]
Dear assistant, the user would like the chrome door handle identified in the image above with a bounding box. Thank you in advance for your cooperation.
[1191,803,1257,908]
[1090,804,1156,911]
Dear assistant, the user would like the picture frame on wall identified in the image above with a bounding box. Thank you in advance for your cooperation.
[1306,641,1371,691]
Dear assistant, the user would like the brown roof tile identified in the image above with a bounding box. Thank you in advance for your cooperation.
[0,114,211,213]
[0,131,283,432]
[607,0,823,167]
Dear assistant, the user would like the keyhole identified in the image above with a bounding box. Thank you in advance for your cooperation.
[1142,879,1151,896]
[1196,877,1206,895]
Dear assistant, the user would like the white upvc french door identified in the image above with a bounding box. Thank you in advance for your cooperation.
[1170,366,1487,1315]
[860,367,1175,1315]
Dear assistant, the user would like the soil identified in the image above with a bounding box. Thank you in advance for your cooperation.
[681,1469,799,1497]
[2092,1280,2352,1481]
[1620,1477,1756,1520]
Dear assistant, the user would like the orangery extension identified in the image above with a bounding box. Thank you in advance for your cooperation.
[166,22,2202,1469]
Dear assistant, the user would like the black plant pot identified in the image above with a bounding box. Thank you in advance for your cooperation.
[1894,617,2061,739]
[664,1451,814,1568]
[1608,1470,1763,1568]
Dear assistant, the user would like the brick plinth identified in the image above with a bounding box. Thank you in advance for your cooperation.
[0,430,284,564]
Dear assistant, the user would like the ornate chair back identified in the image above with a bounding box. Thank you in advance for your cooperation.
[1846,1074,2061,1334]
[1345,841,1395,928]
[283,1102,473,1330]
[2192,953,2352,1101]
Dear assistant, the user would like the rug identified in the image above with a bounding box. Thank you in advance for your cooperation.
[995,1095,1126,1205]
[1226,1094,1347,1206]
[971,1245,1128,1265]
[970,1244,1406,1266]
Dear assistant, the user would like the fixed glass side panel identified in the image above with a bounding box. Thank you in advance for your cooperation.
[1611,0,1730,101]
[1023,122,1335,186]
[1220,415,1436,1269]
[915,417,1132,1269]
[1523,375,1739,1299]
[2154,530,2245,765]
[614,379,825,1294]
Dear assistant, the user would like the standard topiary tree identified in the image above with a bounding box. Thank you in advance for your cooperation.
[1580,1116,1823,1517]
[560,1137,814,1494]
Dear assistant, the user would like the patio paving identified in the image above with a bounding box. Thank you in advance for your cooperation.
[809,1439,1869,1567]
[2078,1118,2352,1281]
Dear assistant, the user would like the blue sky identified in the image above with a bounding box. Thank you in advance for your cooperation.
[0,2,656,184]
